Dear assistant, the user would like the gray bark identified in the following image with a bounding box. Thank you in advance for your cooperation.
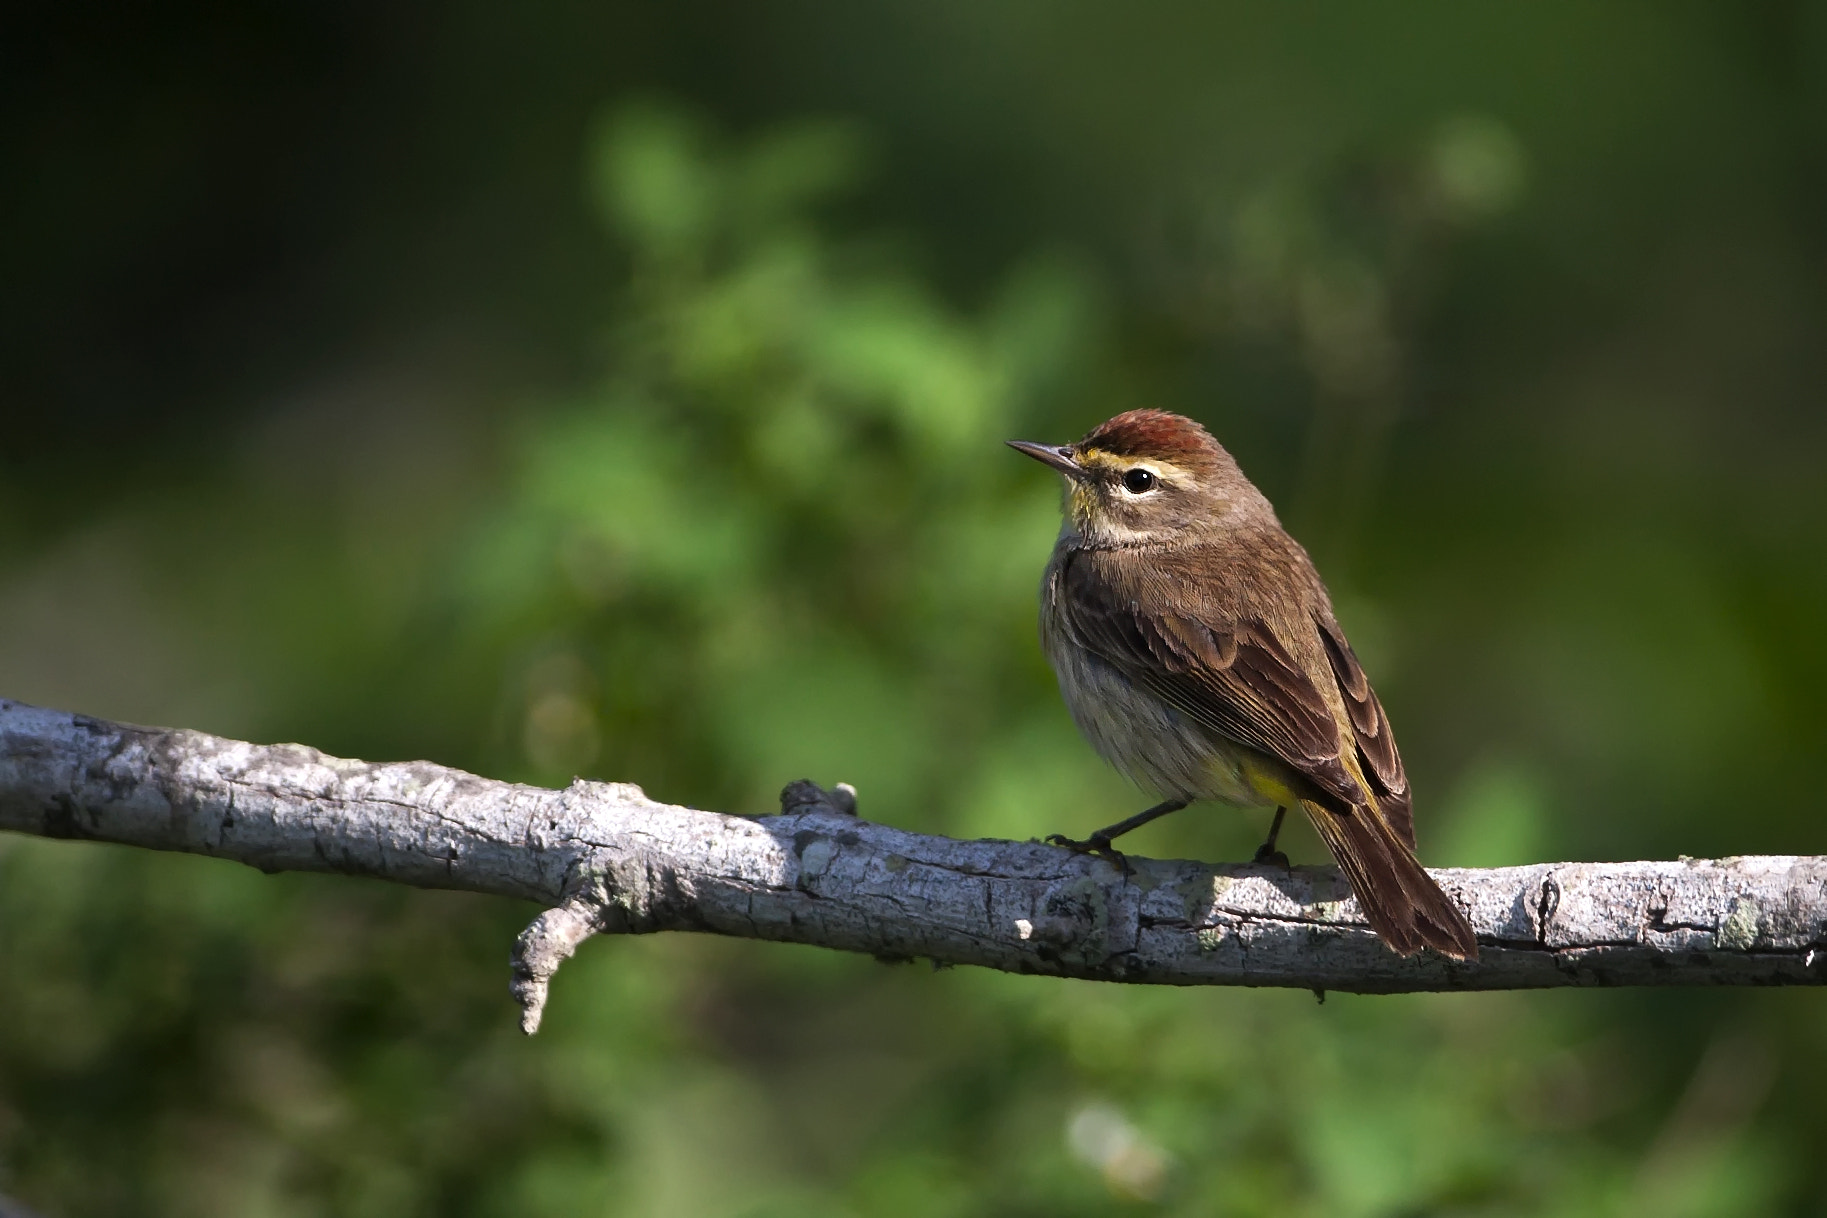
[1,698,1821,1033]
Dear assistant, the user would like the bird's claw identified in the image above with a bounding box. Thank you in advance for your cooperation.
[1045,833,1134,875]
[1252,844,1291,872]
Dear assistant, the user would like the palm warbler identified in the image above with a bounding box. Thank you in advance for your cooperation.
[1009,409,1477,960]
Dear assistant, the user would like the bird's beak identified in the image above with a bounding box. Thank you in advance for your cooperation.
[1006,440,1085,479]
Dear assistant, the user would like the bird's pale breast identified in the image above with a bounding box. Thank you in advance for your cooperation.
[1040,563,1276,809]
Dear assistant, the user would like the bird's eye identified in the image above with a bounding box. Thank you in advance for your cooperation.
[1122,468,1157,494]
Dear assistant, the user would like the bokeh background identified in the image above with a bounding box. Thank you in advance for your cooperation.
[4,4,1827,1215]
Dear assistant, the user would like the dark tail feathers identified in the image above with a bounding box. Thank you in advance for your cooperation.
[1302,798,1478,961]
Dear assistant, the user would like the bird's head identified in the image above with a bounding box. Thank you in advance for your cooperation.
[1007,410,1274,547]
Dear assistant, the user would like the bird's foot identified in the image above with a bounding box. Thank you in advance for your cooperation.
[1251,806,1291,872]
[1251,841,1291,872]
[1045,833,1134,876]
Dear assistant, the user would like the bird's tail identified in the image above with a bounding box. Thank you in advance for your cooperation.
[1302,798,1479,961]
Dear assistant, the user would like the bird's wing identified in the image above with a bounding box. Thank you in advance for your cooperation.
[1055,551,1365,813]
[1314,614,1413,848]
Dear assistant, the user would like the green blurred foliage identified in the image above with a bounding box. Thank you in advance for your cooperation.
[4,5,1827,1216]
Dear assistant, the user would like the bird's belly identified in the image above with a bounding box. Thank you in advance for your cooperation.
[1045,639,1264,807]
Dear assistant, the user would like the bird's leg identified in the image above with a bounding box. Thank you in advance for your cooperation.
[1047,799,1189,873]
[1252,805,1290,870]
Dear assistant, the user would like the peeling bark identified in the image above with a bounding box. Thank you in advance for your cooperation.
[1,699,1822,1032]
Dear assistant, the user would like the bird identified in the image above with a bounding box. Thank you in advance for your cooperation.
[1008,409,1478,960]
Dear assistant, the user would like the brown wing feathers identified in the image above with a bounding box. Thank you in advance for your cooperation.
[1316,616,1415,850]
[1059,555,1362,809]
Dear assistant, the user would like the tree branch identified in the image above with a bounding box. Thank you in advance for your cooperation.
[1,698,1822,1032]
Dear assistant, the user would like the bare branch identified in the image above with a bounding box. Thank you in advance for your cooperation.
[1,698,1822,1031]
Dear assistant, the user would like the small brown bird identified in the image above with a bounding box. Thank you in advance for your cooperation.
[1009,409,1477,960]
